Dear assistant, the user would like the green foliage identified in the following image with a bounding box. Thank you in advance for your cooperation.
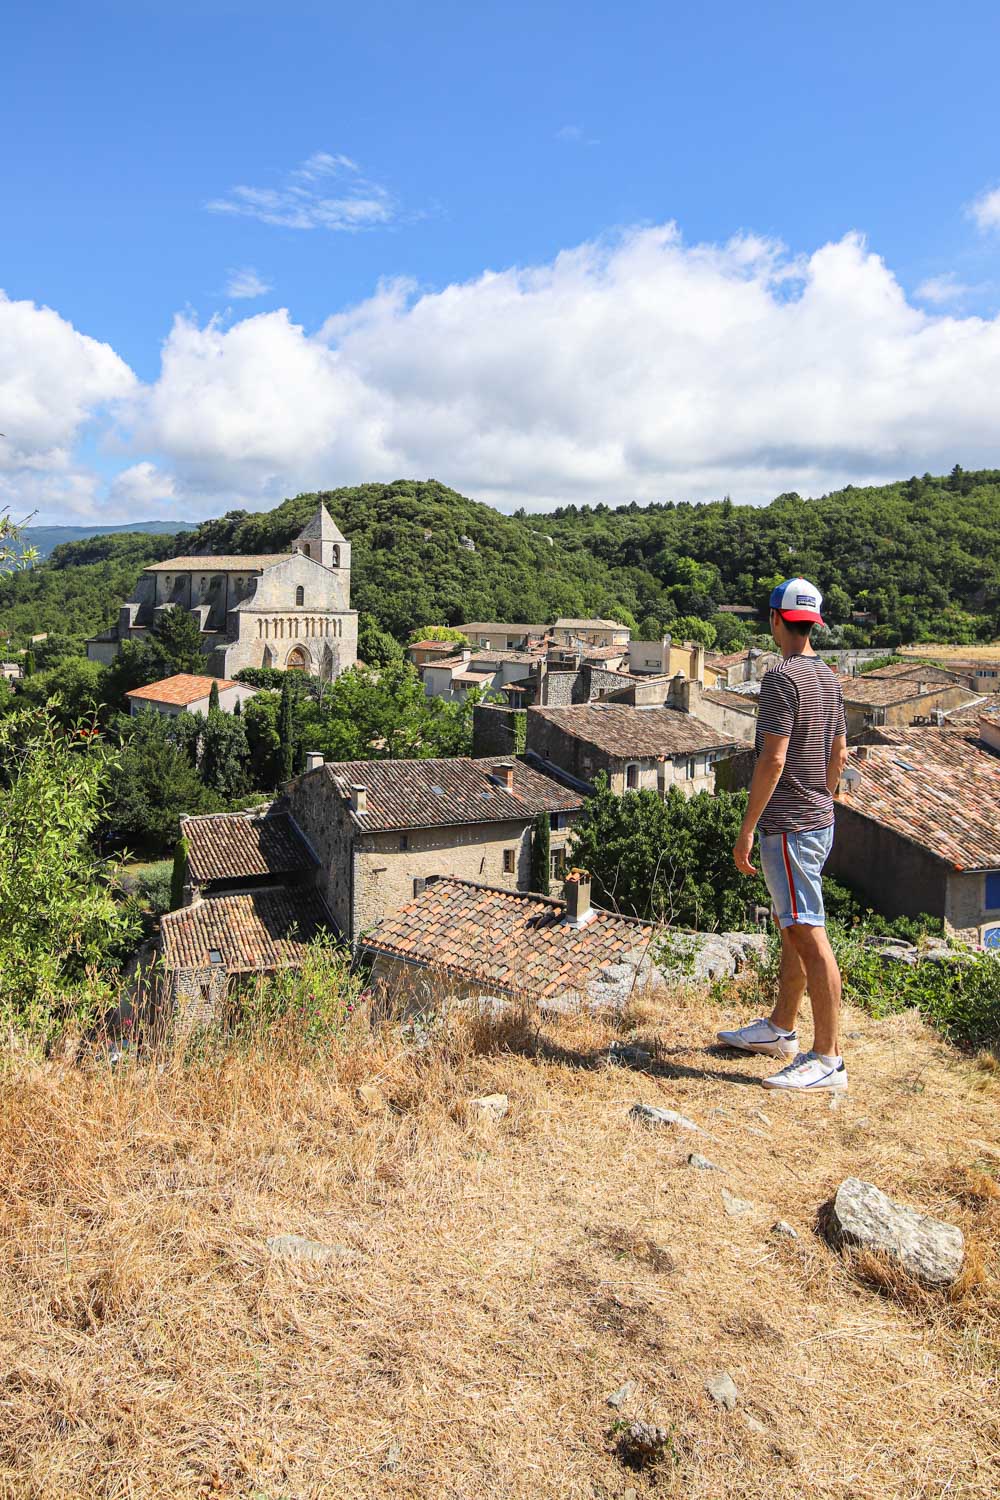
[672,616,716,649]
[408,624,469,644]
[170,839,189,911]
[102,710,221,853]
[638,616,662,640]
[530,811,551,896]
[208,679,220,712]
[278,674,299,782]
[569,778,769,930]
[297,661,475,762]
[13,656,108,729]
[198,709,251,800]
[242,690,283,789]
[0,706,141,1036]
[149,606,205,676]
[358,614,405,666]
[132,861,174,916]
[22,649,35,677]
[857,653,906,674]
[234,666,289,691]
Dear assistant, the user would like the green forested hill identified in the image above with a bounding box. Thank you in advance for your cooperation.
[2,470,999,648]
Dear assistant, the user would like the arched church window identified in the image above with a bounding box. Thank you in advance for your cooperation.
[296,586,304,606]
[301,543,311,558]
[331,545,340,568]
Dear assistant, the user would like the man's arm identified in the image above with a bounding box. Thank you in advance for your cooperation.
[733,732,788,874]
[826,733,848,794]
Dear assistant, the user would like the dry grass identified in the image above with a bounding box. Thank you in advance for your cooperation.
[1,984,998,1499]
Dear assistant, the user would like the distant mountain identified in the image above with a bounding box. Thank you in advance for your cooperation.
[14,519,193,562]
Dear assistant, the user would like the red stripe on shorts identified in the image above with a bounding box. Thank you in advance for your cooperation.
[781,833,798,921]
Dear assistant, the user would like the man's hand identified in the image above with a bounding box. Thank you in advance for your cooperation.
[733,825,757,875]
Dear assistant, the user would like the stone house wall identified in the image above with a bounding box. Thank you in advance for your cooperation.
[842,685,969,739]
[827,803,948,924]
[524,714,716,796]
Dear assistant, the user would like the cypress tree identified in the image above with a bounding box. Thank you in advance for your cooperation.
[278,674,296,782]
[22,649,35,678]
[170,836,190,911]
[208,679,220,712]
[530,810,551,896]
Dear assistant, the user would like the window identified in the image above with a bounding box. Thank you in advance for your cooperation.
[549,811,564,831]
[295,586,305,606]
[986,871,1000,910]
[550,847,566,881]
[685,757,696,780]
[301,543,310,558]
[625,762,640,790]
[399,834,410,851]
[503,848,516,874]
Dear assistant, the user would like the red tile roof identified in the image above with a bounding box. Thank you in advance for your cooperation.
[837,738,1000,871]
[181,809,316,884]
[363,877,651,1003]
[839,676,963,708]
[528,704,736,758]
[307,756,584,832]
[862,662,961,684]
[127,673,241,706]
[160,888,331,973]
[144,555,291,572]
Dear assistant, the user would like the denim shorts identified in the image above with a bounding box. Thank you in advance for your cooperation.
[759,824,834,929]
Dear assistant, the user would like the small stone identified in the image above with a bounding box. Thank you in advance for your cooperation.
[743,1412,768,1435]
[687,1152,720,1171]
[722,1188,753,1216]
[754,1110,772,1127]
[845,1030,863,1040]
[381,1438,402,1472]
[631,1103,702,1133]
[468,1093,509,1121]
[615,1420,672,1467]
[968,1138,1000,1162]
[624,1490,638,1500]
[607,1044,653,1069]
[356,1083,385,1112]
[826,1177,965,1288]
[267,1234,359,1267]
[606,1379,636,1409]
[771,1220,798,1239]
[705,1370,740,1410]
[828,1092,843,1111]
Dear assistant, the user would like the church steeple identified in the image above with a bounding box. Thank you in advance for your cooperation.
[292,503,350,572]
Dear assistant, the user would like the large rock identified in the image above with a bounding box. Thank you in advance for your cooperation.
[631,1103,703,1133]
[826,1178,964,1288]
[652,931,769,983]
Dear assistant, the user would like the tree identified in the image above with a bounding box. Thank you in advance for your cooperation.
[358,614,404,666]
[199,710,251,800]
[208,679,220,712]
[243,690,283,789]
[102,711,221,853]
[149,607,205,676]
[638,616,663,640]
[530,811,551,896]
[671,616,717,649]
[278,674,299,782]
[0,705,141,1030]
[297,661,474,762]
[407,624,469,645]
[22,649,35,677]
[170,836,189,910]
[15,656,108,729]
[569,778,769,930]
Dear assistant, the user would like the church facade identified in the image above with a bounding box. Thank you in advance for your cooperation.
[86,504,358,680]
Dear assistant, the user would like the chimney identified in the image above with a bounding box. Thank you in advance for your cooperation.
[693,643,706,685]
[304,750,324,772]
[350,784,368,814]
[563,868,594,928]
[493,762,515,791]
[856,745,871,761]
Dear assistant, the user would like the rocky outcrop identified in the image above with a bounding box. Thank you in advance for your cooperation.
[826,1178,964,1288]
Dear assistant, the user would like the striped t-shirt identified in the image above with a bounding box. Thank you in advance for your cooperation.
[755,655,847,835]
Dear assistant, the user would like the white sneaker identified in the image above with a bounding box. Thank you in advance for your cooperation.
[716,1018,798,1058]
[762,1051,848,1092]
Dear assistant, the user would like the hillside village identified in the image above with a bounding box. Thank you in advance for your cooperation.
[10,500,996,1027]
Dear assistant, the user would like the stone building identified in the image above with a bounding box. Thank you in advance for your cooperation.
[525,702,737,795]
[829,729,1000,944]
[550,618,631,649]
[364,871,656,1013]
[87,503,357,680]
[284,755,584,941]
[126,673,257,718]
[838,676,975,739]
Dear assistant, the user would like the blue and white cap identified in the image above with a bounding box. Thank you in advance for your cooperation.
[768,576,824,625]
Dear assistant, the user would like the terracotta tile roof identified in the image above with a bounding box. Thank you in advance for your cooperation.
[363,877,651,1003]
[408,640,458,652]
[703,688,758,716]
[579,643,628,661]
[310,756,584,831]
[160,888,330,973]
[837,739,1000,871]
[528,704,736,758]
[452,671,495,685]
[839,676,960,707]
[181,809,316,884]
[944,693,1000,722]
[861,662,961,684]
[127,673,240,706]
[555,617,626,631]
[144,555,292,572]
[705,650,747,668]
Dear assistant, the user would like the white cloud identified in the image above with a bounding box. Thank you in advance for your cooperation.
[117,224,1000,516]
[225,267,272,299]
[967,185,1000,231]
[0,291,136,520]
[207,153,396,232]
[915,273,973,305]
[555,124,599,145]
[107,461,176,509]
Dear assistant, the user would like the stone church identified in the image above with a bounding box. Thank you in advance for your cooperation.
[87,504,358,679]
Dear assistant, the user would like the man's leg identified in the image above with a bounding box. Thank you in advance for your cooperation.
[769,927,807,1034]
[785,924,842,1057]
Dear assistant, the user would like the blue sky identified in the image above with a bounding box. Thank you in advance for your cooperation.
[3,0,1000,521]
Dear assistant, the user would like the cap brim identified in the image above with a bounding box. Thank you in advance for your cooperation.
[780,609,824,625]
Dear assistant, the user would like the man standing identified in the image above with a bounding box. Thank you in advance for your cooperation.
[718,578,849,1091]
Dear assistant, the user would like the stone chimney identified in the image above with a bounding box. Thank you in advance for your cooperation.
[493,762,515,791]
[693,643,706,685]
[563,868,594,928]
[304,750,324,772]
[856,745,871,761]
[350,784,368,814]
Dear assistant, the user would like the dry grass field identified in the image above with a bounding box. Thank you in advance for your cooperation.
[1,984,998,1500]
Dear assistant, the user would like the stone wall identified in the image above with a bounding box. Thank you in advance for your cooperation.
[472,704,527,757]
[945,871,997,944]
[827,802,948,924]
[525,712,716,797]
